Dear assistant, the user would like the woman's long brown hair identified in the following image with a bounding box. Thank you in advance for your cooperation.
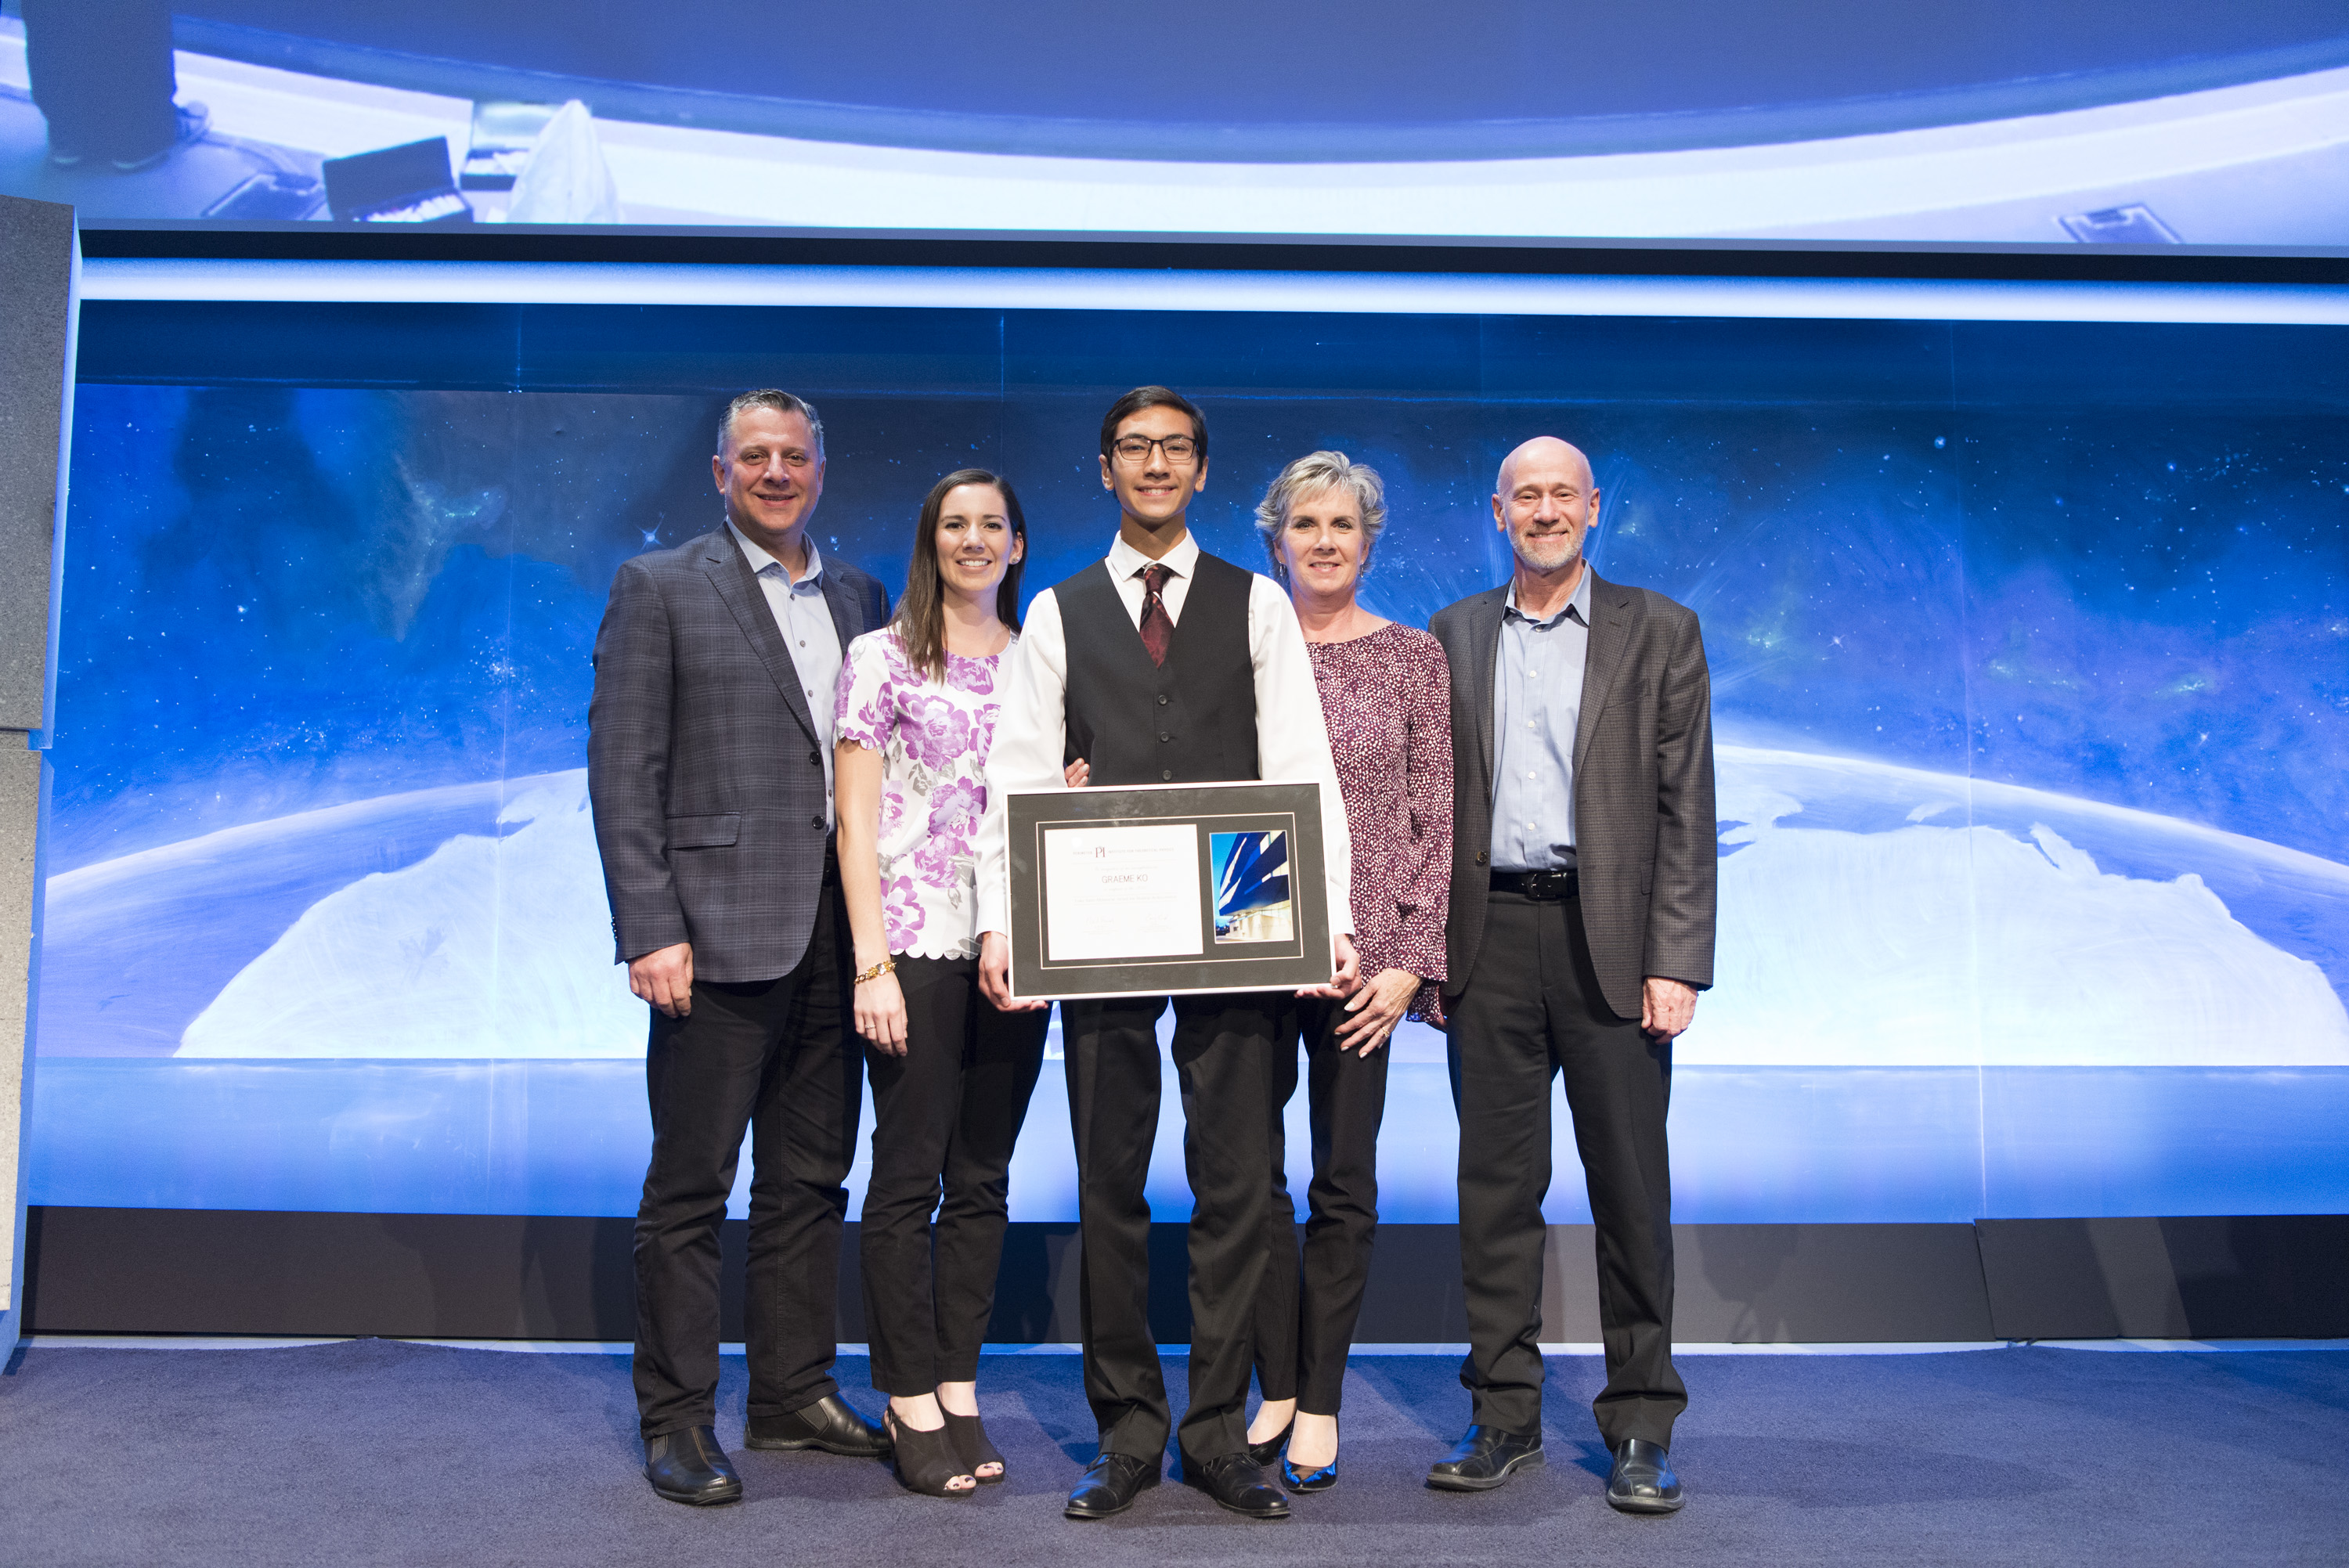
[895,468,1027,682]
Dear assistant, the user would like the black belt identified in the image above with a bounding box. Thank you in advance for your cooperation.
[1488,867,1579,900]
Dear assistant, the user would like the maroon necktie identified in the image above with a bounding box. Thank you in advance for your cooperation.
[1138,563,1173,667]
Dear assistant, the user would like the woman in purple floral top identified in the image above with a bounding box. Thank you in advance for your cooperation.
[834,468,1048,1498]
[1248,450,1453,1491]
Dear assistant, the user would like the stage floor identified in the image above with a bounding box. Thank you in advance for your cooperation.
[3,1341,2344,1565]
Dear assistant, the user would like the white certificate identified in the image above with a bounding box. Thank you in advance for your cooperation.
[1041,824,1203,962]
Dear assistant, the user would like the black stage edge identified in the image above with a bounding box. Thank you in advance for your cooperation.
[74,222,2349,286]
[22,1208,2347,1343]
[1976,1217,2349,1339]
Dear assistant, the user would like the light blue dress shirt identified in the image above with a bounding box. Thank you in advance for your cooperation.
[1489,567,1593,872]
[729,522,844,825]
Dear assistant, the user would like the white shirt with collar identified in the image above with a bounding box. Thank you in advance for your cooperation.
[728,521,844,824]
[975,528,1354,942]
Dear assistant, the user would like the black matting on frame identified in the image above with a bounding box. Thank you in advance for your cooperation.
[1005,780,1330,1000]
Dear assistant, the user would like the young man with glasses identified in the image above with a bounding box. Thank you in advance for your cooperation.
[977,386,1358,1522]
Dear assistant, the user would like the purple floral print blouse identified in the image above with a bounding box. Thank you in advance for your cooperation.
[834,627,1012,961]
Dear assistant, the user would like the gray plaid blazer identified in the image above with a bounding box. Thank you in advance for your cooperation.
[1431,568,1716,1019]
[588,528,889,983]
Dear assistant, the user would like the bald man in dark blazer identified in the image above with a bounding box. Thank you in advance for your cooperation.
[1426,436,1716,1514]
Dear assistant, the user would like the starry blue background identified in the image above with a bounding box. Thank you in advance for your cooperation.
[27,301,2349,1223]
[50,308,2349,871]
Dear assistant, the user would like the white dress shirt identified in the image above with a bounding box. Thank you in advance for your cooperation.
[976,529,1354,944]
[728,521,844,824]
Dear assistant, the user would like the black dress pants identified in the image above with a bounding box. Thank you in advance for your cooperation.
[1060,991,1279,1465]
[860,953,1050,1396]
[633,871,860,1441]
[1447,889,1685,1448]
[1252,994,1388,1415]
[21,0,179,163]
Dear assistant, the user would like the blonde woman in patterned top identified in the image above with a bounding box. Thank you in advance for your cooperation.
[1246,449,1454,1491]
[834,468,1049,1498]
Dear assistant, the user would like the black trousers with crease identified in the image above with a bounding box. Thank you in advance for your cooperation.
[860,953,1050,1396]
[1446,889,1686,1448]
[632,867,861,1441]
[1252,993,1389,1415]
[1060,991,1280,1465]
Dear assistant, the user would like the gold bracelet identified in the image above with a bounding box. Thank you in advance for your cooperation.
[853,957,896,986]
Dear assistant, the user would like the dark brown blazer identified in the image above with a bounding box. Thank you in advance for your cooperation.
[1431,568,1716,1020]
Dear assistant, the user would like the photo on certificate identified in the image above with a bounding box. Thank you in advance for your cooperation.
[1004,780,1331,1000]
[1211,830,1293,944]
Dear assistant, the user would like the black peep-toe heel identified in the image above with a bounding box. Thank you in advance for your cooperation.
[942,1411,1006,1483]
[884,1409,976,1498]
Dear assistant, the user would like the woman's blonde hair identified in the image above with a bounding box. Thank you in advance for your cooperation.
[1253,450,1387,581]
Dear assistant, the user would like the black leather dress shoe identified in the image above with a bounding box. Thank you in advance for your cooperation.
[1064,1452,1160,1519]
[644,1426,742,1505]
[1606,1438,1683,1514]
[1425,1425,1545,1491]
[1177,1452,1291,1519]
[744,1393,891,1457]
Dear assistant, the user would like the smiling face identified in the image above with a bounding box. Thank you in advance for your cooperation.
[1100,403,1208,535]
[1492,436,1597,575]
[713,404,824,557]
[1273,482,1368,603]
[933,481,1023,608]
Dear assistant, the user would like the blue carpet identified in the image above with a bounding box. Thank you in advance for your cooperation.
[2,1342,2344,1565]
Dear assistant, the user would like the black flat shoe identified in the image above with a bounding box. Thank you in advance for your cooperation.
[1245,1418,1293,1466]
[1065,1452,1160,1519]
[1280,1454,1337,1493]
[1606,1438,1684,1514]
[1279,1419,1338,1494]
[643,1425,742,1505]
[1177,1451,1290,1519]
[1426,1424,1544,1491]
[942,1410,1005,1483]
[885,1409,976,1498]
[745,1393,891,1457]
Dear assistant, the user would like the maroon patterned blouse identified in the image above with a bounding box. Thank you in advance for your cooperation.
[1308,622,1453,1021]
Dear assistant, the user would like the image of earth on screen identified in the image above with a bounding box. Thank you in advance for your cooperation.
[27,306,2349,1227]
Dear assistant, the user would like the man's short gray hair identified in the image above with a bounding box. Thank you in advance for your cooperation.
[1252,450,1387,579]
[716,389,825,456]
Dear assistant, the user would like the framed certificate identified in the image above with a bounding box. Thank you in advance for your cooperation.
[1005,780,1334,1000]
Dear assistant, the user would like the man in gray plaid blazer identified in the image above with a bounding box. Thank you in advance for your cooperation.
[1426,436,1716,1515]
[590,390,891,1505]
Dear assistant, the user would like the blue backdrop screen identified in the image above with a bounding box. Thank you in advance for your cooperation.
[29,303,2349,1224]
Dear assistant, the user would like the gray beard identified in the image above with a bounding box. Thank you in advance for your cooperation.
[1514,534,1582,573]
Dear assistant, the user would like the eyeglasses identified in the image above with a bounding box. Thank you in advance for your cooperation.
[1110,434,1200,464]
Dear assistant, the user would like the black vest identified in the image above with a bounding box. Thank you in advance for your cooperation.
[1058,552,1261,786]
